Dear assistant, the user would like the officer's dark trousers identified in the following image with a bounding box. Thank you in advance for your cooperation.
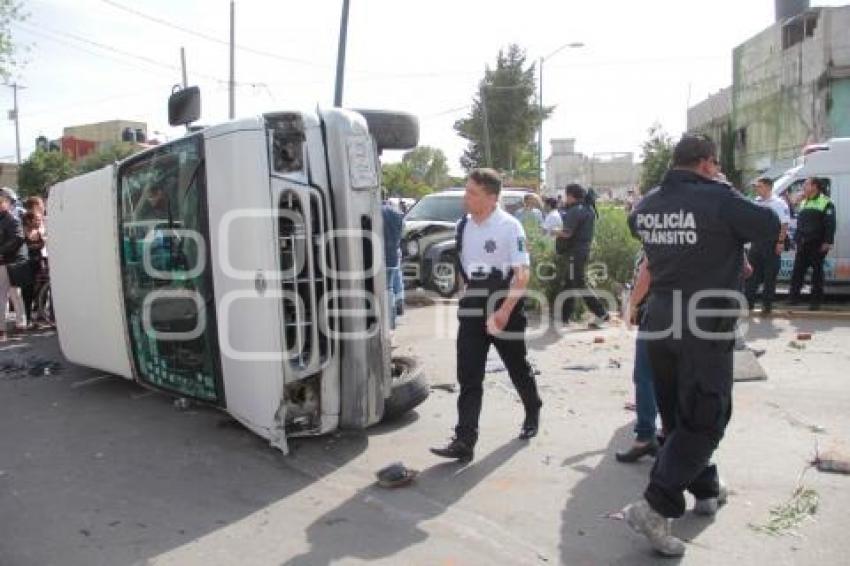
[789,241,826,305]
[642,293,733,518]
[455,280,542,446]
[744,242,780,310]
[558,251,608,322]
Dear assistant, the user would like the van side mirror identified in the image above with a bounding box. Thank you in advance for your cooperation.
[168,86,201,127]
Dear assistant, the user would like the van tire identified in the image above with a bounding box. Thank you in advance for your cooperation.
[355,109,420,151]
[382,356,429,421]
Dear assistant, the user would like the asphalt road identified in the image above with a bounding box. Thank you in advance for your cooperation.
[1,306,849,565]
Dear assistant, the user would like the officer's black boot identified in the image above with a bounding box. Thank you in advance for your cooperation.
[430,437,474,461]
[519,403,541,440]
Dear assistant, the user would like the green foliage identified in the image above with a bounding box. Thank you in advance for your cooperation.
[381,162,431,199]
[17,142,143,197]
[76,142,140,175]
[0,0,27,82]
[17,149,75,197]
[639,122,674,194]
[524,205,639,315]
[523,220,560,309]
[382,145,452,197]
[454,44,551,173]
[589,205,641,297]
[401,146,450,189]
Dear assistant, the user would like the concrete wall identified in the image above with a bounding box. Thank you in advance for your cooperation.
[732,6,850,178]
[0,162,18,190]
[544,138,637,196]
[545,138,588,194]
[63,120,147,147]
[588,152,638,191]
[688,87,732,131]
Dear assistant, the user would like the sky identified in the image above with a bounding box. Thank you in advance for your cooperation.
[2,0,848,175]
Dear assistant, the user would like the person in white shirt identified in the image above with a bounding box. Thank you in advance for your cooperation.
[744,177,790,314]
[430,168,543,462]
[542,197,563,237]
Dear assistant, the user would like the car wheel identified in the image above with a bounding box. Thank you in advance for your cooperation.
[382,356,429,422]
[432,254,462,298]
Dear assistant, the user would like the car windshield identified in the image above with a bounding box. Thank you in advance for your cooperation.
[405,195,466,222]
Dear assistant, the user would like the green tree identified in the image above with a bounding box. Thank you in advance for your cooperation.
[1,1,27,82]
[639,123,674,194]
[17,149,75,197]
[381,162,431,199]
[401,146,450,189]
[76,142,140,174]
[454,44,551,174]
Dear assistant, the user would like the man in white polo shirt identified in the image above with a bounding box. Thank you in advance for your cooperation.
[430,168,543,462]
[744,176,790,315]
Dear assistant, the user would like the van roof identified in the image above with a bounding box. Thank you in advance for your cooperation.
[798,137,850,175]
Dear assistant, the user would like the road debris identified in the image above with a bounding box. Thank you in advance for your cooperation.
[431,383,457,393]
[376,462,418,488]
[563,364,599,372]
[749,485,819,536]
[813,447,850,475]
[593,336,605,344]
[796,332,813,341]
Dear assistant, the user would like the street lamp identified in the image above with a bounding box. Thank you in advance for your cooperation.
[538,41,584,191]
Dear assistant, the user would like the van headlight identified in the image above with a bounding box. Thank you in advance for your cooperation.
[405,239,419,257]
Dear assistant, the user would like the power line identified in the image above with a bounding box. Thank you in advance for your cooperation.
[15,20,232,85]
[99,0,329,69]
[21,84,172,118]
[98,0,479,81]
[12,22,180,80]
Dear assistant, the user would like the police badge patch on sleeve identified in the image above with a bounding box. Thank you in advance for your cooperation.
[517,237,526,252]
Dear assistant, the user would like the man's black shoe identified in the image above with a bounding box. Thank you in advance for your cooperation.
[518,410,540,440]
[615,440,659,463]
[430,438,474,461]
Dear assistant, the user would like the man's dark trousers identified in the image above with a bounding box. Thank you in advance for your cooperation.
[455,279,542,446]
[789,241,827,306]
[642,293,733,518]
[558,250,608,323]
[745,242,780,310]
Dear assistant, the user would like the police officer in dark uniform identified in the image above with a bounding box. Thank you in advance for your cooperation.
[622,135,779,556]
[554,183,610,327]
[430,168,543,462]
[789,177,836,310]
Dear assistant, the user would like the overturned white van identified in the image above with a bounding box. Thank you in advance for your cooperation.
[48,99,428,453]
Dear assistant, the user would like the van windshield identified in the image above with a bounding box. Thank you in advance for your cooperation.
[405,195,466,222]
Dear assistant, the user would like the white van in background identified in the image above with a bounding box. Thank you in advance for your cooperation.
[771,138,850,291]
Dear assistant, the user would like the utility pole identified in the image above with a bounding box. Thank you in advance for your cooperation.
[334,0,350,107]
[229,0,235,119]
[537,42,584,190]
[4,83,25,165]
[180,47,188,88]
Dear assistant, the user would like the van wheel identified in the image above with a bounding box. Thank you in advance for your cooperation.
[382,356,429,422]
[354,109,419,151]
